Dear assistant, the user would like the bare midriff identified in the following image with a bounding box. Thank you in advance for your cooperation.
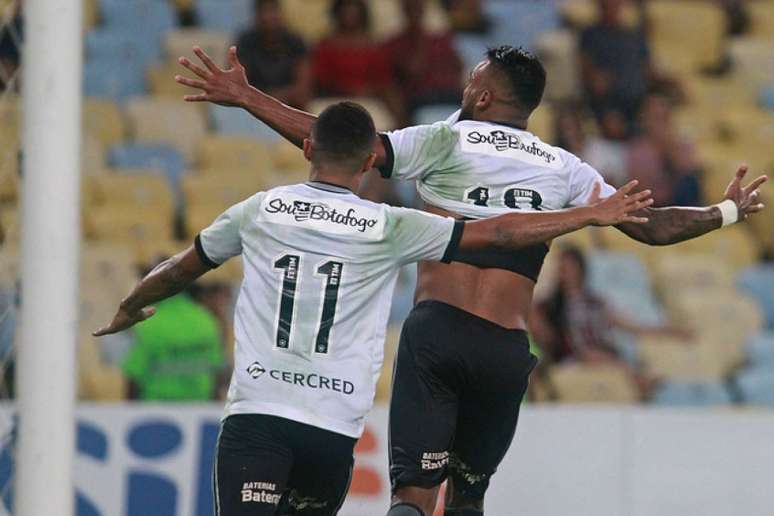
[413,204,537,330]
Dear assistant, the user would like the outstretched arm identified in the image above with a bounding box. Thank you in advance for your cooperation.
[615,165,767,245]
[459,181,652,252]
[176,46,389,164]
[93,247,210,336]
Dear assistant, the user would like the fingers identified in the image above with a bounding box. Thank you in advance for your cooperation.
[622,215,650,224]
[629,189,652,202]
[614,179,639,198]
[589,182,601,203]
[178,56,211,79]
[183,93,209,102]
[747,203,765,214]
[193,46,219,73]
[140,307,157,321]
[227,46,242,69]
[92,325,113,337]
[630,198,654,211]
[742,175,768,196]
[735,164,749,180]
[175,75,208,90]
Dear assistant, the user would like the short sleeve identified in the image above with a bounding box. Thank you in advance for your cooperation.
[566,155,617,207]
[386,206,464,265]
[195,201,247,267]
[378,121,457,181]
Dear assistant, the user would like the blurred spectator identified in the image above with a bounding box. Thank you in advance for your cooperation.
[555,105,629,187]
[441,0,490,34]
[721,0,750,36]
[385,0,463,121]
[627,94,703,206]
[190,282,233,347]
[530,247,687,398]
[312,0,403,120]
[579,0,675,132]
[122,287,225,401]
[235,0,311,108]
[0,1,23,91]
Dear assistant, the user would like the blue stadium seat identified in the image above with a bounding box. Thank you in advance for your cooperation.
[485,0,560,52]
[760,86,774,111]
[413,105,459,125]
[83,58,147,102]
[194,0,253,35]
[746,332,774,369]
[98,0,178,35]
[454,35,489,72]
[652,381,732,406]
[210,105,281,141]
[736,367,774,406]
[108,144,187,186]
[85,28,162,68]
[738,265,774,328]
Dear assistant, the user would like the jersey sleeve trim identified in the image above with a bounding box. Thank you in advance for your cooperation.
[194,234,221,269]
[377,132,395,179]
[440,220,465,263]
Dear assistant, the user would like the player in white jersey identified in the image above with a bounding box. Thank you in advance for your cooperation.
[94,102,652,516]
[175,45,767,516]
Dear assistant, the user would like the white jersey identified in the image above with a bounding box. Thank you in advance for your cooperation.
[196,182,461,437]
[379,111,616,219]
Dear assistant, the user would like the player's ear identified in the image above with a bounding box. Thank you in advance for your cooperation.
[302,138,313,162]
[362,152,377,173]
[476,89,493,111]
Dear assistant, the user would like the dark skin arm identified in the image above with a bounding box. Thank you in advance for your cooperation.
[93,246,211,336]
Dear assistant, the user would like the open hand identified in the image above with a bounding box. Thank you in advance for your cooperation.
[93,307,156,337]
[722,164,767,221]
[175,46,250,107]
[589,180,653,226]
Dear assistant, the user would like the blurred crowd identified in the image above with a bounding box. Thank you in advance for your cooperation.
[0,0,773,404]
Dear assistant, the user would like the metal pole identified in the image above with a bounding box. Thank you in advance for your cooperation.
[16,0,82,514]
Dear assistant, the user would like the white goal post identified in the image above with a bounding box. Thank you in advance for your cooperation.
[16,1,83,515]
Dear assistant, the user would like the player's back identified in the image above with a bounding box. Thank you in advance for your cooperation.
[198,181,457,437]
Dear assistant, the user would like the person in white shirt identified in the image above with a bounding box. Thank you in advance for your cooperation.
[94,102,652,516]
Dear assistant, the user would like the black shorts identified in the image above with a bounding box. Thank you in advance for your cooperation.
[214,414,356,516]
[389,300,538,500]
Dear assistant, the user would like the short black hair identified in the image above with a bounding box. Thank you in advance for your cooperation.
[486,45,546,113]
[330,0,371,29]
[311,102,376,167]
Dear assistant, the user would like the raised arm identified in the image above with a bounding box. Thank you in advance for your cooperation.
[176,46,388,163]
[459,181,652,252]
[615,165,767,245]
[92,247,210,336]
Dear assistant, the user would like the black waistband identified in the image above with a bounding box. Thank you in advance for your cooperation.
[413,300,530,337]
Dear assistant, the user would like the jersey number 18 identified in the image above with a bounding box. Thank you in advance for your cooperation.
[274,254,343,354]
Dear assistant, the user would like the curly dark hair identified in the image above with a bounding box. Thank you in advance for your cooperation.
[486,45,546,113]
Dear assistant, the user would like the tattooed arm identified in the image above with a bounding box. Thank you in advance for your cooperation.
[615,165,767,245]
[93,247,211,336]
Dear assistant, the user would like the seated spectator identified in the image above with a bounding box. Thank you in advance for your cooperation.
[554,104,628,187]
[312,0,403,121]
[530,247,688,398]
[0,1,22,91]
[627,94,703,207]
[441,0,490,34]
[579,0,675,133]
[385,0,463,121]
[235,0,310,108]
[122,269,226,401]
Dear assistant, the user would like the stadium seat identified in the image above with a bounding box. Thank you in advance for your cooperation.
[196,135,273,173]
[132,238,188,269]
[558,0,641,29]
[81,134,107,177]
[98,0,178,34]
[454,34,488,72]
[735,367,774,406]
[82,99,126,148]
[485,0,559,52]
[536,30,580,103]
[0,207,18,245]
[85,28,162,68]
[270,140,310,178]
[194,0,253,34]
[147,60,191,98]
[165,28,231,63]
[413,104,458,126]
[587,251,652,296]
[548,363,639,403]
[0,151,18,203]
[367,0,449,40]
[182,174,271,210]
[210,104,282,141]
[738,265,774,329]
[638,336,731,382]
[646,1,726,74]
[748,1,774,39]
[87,205,175,243]
[88,173,175,213]
[745,332,774,370]
[125,97,207,164]
[83,58,147,102]
[108,143,187,185]
[719,106,774,150]
[528,103,555,144]
[307,98,397,131]
[730,37,774,93]
[279,0,331,43]
[652,381,732,407]
[761,86,774,111]
[652,252,735,294]
[665,224,760,271]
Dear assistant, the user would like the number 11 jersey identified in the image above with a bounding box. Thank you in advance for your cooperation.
[196,181,462,438]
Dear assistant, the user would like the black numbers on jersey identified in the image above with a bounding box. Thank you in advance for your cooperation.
[465,186,490,206]
[273,254,344,354]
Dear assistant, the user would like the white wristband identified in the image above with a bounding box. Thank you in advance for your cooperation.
[716,199,739,227]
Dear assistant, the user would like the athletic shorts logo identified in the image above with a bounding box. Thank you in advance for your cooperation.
[241,481,281,505]
[421,451,449,471]
[246,361,266,379]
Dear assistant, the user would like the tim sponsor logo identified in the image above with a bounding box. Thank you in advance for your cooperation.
[466,130,556,164]
[265,198,378,233]
[246,361,355,395]
[241,481,281,504]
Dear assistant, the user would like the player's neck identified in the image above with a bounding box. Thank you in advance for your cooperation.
[308,169,360,193]
[475,108,529,130]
